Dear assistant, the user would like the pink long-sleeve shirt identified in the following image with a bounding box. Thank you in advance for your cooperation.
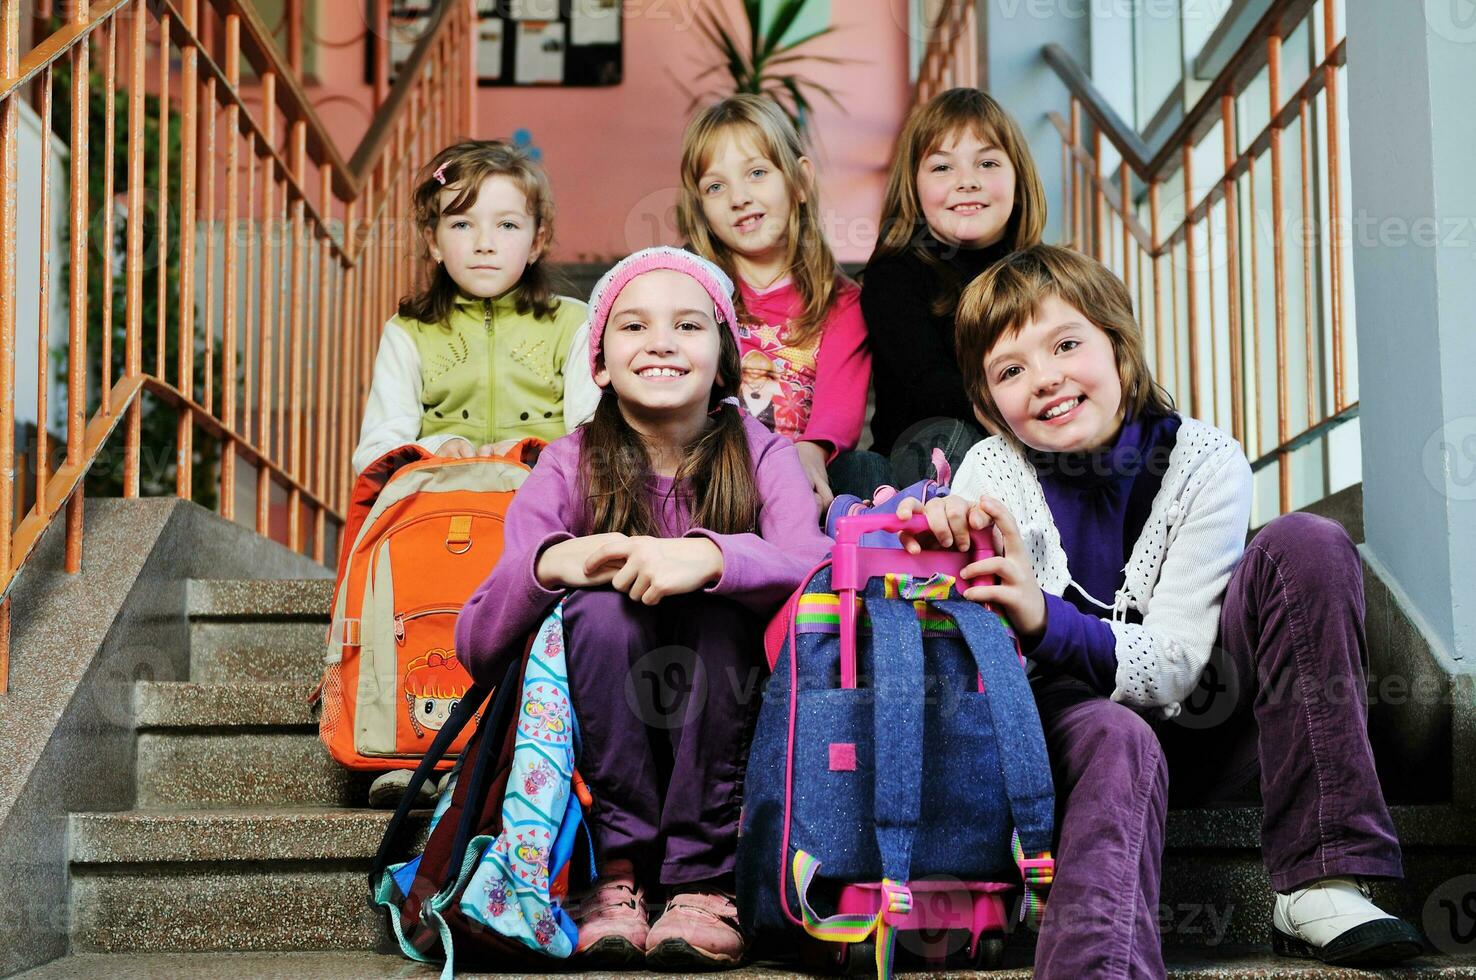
[454,413,833,687]
[736,277,870,461]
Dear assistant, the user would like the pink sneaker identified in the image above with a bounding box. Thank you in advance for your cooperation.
[569,860,648,966]
[645,889,746,970]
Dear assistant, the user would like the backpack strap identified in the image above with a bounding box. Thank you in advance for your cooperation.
[861,594,926,885]
[931,599,1055,853]
[368,655,519,901]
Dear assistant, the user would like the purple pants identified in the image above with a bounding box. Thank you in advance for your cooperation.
[1032,513,1404,979]
[562,587,764,888]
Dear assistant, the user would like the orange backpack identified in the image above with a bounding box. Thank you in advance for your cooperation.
[317,441,543,771]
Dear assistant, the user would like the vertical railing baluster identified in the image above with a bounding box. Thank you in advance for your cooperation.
[220,14,239,520]
[100,19,117,413]
[1299,94,1316,431]
[256,72,277,536]
[1268,33,1290,513]
[124,0,144,497]
[0,0,20,690]
[1070,100,1082,252]
[1222,94,1244,445]
[1183,143,1199,419]
[64,0,90,571]
[202,72,216,418]
[176,0,197,501]
[1323,0,1345,411]
[156,11,169,379]
[1092,128,1104,261]
[1149,181,1163,384]
[34,68,51,521]
[287,121,306,551]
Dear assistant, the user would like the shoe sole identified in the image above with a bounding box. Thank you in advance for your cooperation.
[577,934,648,967]
[1272,919,1426,966]
[645,937,741,971]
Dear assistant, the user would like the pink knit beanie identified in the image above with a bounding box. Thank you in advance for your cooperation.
[586,247,740,377]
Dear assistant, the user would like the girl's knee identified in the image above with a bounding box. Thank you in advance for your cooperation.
[1252,512,1354,563]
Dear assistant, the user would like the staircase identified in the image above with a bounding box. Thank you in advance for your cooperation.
[9,536,1476,977]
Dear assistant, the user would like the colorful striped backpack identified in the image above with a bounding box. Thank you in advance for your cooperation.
[737,512,1056,976]
[371,603,594,977]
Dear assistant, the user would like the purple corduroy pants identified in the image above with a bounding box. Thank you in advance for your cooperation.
[1031,512,1404,979]
[561,587,764,888]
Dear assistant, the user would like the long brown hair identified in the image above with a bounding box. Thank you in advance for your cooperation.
[677,95,845,348]
[579,323,758,536]
[955,245,1176,446]
[868,88,1046,315]
[398,139,562,326]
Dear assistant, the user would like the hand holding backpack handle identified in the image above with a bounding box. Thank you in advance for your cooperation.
[832,513,994,690]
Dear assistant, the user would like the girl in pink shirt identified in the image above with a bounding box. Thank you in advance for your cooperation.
[675,95,889,508]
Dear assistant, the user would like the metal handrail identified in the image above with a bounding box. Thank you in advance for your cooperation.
[0,0,478,690]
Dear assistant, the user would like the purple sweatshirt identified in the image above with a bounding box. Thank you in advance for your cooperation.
[1023,412,1182,693]
[455,413,833,686]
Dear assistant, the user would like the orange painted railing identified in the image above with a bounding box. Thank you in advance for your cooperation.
[914,0,982,103]
[0,0,478,690]
[917,0,1356,519]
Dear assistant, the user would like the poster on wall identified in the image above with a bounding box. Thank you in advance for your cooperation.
[373,0,622,88]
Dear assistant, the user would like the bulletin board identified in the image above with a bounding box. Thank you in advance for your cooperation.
[377,0,623,89]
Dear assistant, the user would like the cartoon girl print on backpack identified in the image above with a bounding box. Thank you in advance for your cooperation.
[403,649,469,738]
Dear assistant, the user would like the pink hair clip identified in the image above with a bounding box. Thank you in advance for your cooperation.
[433,162,448,185]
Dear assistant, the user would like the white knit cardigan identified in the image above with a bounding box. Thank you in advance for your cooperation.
[951,416,1253,717]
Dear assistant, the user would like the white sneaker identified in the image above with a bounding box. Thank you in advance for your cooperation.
[1272,876,1424,965]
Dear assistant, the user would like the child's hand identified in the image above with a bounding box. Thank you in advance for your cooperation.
[585,535,724,606]
[958,496,1047,642]
[796,441,835,511]
[895,494,990,553]
[438,437,476,460]
[478,438,523,457]
[535,533,630,589]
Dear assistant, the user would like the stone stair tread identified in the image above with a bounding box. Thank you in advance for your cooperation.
[187,578,334,619]
[1166,803,1476,849]
[135,680,319,728]
[134,731,371,809]
[14,950,1476,978]
[68,806,429,864]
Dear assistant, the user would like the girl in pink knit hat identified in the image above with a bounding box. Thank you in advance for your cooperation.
[456,247,832,971]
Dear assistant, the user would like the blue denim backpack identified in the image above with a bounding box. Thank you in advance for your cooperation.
[736,513,1056,976]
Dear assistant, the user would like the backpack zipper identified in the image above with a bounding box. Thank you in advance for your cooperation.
[484,297,495,445]
[394,605,462,645]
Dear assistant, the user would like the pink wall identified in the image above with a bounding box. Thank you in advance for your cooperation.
[305,0,913,265]
[472,0,912,264]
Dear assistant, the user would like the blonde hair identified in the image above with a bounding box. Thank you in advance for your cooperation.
[400,139,562,325]
[956,245,1175,446]
[869,88,1046,315]
[677,95,845,348]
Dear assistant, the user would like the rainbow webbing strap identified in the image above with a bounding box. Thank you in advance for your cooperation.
[1011,830,1055,929]
[792,850,911,979]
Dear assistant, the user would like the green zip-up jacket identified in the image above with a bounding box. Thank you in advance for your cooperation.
[352,291,588,473]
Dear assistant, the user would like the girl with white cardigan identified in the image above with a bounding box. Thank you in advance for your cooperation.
[897,245,1422,976]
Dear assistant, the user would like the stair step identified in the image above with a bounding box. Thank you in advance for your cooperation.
[68,807,427,864]
[16,950,1476,977]
[189,622,326,683]
[135,681,317,728]
[68,868,385,953]
[135,731,370,809]
[187,578,333,619]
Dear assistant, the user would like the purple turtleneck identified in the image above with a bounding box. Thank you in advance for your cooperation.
[1023,411,1181,693]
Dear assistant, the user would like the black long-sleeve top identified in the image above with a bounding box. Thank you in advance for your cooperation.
[860,233,1012,455]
